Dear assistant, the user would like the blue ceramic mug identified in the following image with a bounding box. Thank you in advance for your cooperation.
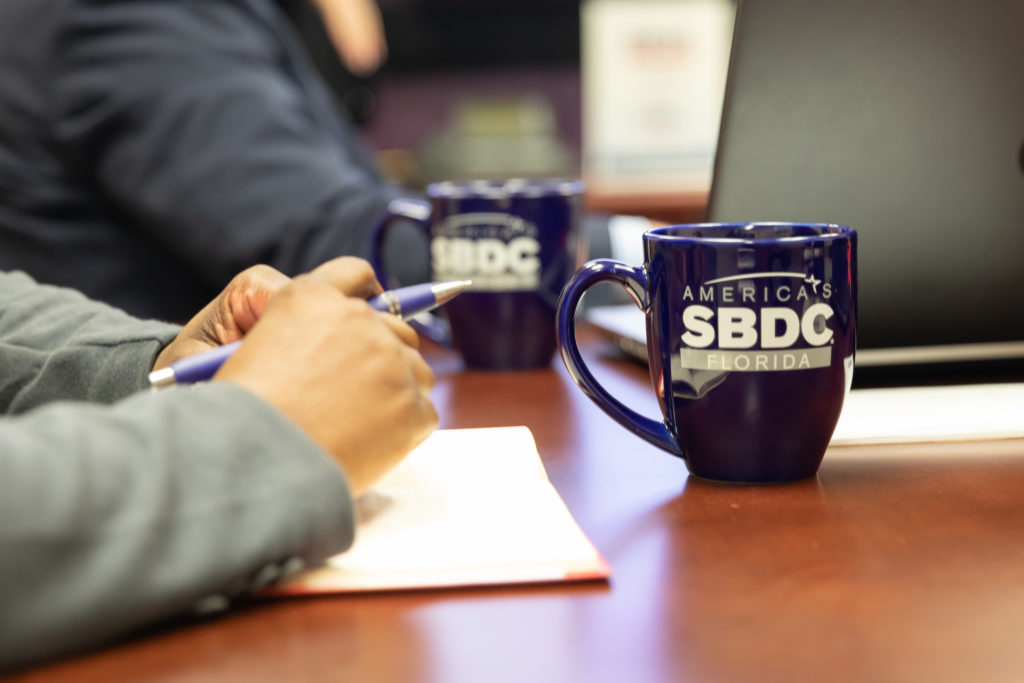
[373,179,585,370]
[556,223,857,483]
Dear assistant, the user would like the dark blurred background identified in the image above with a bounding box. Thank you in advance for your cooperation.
[289,0,584,186]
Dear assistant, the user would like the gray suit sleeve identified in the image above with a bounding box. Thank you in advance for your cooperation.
[0,270,180,412]
[0,272,356,669]
[0,383,355,670]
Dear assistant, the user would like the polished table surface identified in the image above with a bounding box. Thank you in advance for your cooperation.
[13,328,1024,683]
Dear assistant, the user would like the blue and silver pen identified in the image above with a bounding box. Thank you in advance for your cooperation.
[148,280,471,389]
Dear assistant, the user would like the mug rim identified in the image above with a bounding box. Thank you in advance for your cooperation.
[427,178,585,200]
[646,222,856,244]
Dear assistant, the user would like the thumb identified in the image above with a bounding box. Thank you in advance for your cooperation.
[219,265,293,339]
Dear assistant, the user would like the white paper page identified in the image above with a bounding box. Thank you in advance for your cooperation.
[831,383,1024,446]
[322,427,605,583]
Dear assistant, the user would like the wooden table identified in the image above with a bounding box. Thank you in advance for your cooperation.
[586,189,709,226]
[14,329,1024,683]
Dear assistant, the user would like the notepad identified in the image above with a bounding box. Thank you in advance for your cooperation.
[831,383,1024,446]
[264,427,609,594]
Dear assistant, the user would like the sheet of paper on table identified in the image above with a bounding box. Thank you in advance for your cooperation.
[831,383,1024,446]
[265,427,609,595]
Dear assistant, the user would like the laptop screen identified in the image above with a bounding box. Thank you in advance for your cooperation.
[706,0,1024,365]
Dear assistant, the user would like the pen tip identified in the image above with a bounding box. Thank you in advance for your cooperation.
[431,279,473,305]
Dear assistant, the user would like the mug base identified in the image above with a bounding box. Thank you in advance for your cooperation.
[685,470,820,486]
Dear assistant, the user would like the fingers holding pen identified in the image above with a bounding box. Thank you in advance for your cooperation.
[378,313,420,349]
[220,264,293,335]
[154,263,291,371]
[309,256,384,300]
[215,269,438,493]
[309,257,422,349]
[161,256,440,496]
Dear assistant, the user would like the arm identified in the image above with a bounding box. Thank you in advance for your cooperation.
[0,383,353,670]
[0,258,434,669]
[0,269,352,668]
[49,0,419,287]
[0,271,180,413]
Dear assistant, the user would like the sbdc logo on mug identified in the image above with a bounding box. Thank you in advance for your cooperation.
[557,223,857,484]
[430,213,542,291]
[679,272,836,372]
[373,179,585,370]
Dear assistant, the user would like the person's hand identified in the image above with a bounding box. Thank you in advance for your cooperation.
[312,0,388,77]
[153,264,291,372]
[213,258,437,494]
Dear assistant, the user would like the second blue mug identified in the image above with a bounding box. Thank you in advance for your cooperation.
[373,179,585,370]
[556,223,857,483]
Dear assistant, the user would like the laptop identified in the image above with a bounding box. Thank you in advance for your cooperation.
[587,0,1024,373]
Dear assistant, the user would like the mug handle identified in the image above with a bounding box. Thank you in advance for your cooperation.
[370,198,451,345]
[555,259,683,456]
